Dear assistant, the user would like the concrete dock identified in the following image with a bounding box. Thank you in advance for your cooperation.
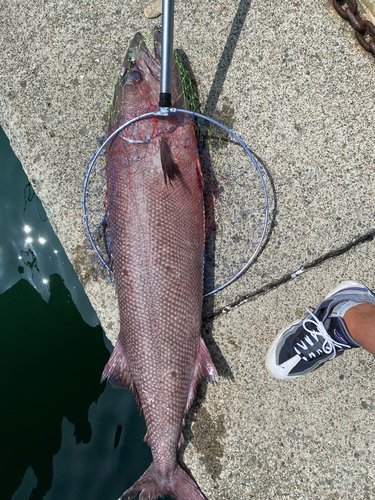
[1,1,374,498]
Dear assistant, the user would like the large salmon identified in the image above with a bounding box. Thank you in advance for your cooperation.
[101,30,218,500]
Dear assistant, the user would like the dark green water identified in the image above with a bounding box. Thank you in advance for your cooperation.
[0,127,154,500]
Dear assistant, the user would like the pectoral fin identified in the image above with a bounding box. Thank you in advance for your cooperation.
[160,138,182,185]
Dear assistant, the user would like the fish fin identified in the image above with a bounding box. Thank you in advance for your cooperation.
[196,160,204,190]
[196,337,219,383]
[101,339,133,389]
[179,338,219,445]
[143,431,149,445]
[120,463,207,500]
[160,138,181,185]
[101,339,143,414]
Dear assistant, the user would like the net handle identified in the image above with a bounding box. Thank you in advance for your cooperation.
[159,0,174,108]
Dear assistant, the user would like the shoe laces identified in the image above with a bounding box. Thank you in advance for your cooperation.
[294,307,350,362]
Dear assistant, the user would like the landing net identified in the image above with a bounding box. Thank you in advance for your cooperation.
[83,36,269,297]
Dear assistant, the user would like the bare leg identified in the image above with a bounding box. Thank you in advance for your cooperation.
[344,303,375,355]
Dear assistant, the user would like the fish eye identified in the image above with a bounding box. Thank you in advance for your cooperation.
[122,68,143,85]
[128,69,143,83]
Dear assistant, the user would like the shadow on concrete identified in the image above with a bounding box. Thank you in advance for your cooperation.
[0,275,109,500]
[203,0,254,118]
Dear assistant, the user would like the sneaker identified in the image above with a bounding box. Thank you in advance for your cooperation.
[266,281,375,379]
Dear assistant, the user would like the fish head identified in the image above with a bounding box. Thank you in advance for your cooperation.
[108,30,185,133]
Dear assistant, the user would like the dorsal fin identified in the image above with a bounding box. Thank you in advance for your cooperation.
[160,138,181,185]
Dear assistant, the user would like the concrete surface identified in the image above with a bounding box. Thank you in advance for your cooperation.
[361,0,375,20]
[184,239,375,499]
[1,0,375,498]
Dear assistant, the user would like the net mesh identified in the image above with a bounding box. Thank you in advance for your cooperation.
[83,33,269,296]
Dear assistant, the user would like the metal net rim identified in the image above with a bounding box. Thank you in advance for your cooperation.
[82,108,269,297]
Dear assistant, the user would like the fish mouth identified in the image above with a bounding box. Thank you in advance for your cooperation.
[126,30,162,79]
[119,29,185,109]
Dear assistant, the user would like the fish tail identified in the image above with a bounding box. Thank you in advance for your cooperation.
[120,463,206,500]
[170,466,207,500]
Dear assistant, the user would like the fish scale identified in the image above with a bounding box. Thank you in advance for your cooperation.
[101,30,218,500]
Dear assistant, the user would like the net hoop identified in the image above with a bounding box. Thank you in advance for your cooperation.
[83,108,269,297]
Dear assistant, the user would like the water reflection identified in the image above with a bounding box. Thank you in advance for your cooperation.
[0,275,107,499]
[1,274,155,500]
[0,127,96,325]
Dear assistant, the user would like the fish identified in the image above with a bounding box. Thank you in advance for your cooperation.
[101,30,219,500]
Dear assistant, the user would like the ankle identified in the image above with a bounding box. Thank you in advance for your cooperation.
[343,303,375,355]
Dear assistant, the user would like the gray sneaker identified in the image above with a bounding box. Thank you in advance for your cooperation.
[266,281,375,380]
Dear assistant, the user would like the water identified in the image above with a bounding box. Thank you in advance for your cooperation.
[0,127,153,500]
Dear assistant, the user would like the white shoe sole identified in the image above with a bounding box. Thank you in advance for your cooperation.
[322,280,369,301]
